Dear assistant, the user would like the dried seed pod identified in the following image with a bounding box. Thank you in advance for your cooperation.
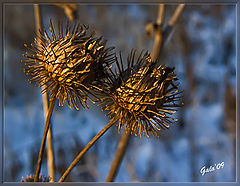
[96,50,183,137]
[21,174,51,182]
[22,21,114,110]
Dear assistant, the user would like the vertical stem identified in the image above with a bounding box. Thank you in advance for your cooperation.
[34,5,41,32]
[34,97,56,182]
[34,4,55,182]
[151,4,165,61]
[45,106,55,182]
[157,4,165,25]
[105,128,130,182]
[105,4,167,182]
[58,120,116,182]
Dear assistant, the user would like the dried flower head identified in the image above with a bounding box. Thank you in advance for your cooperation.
[22,21,114,109]
[21,174,51,182]
[96,50,183,137]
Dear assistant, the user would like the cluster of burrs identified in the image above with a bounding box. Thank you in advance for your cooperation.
[22,21,183,138]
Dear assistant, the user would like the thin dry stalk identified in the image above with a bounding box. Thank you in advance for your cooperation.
[105,4,185,182]
[157,4,165,25]
[105,128,130,182]
[105,5,166,182]
[158,4,185,59]
[34,96,56,182]
[168,4,185,26]
[161,4,185,44]
[151,4,165,60]
[58,120,116,182]
[34,4,55,182]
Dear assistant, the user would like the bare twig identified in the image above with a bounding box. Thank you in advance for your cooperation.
[34,4,55,182]
[34,96,56,182]
[146,4,165,39]
[168,4,185,26]
[105,128,130,182]
[147,4,185,61]
[161,4,185,46]
[55,4,78,21]
[151,4,165,61]
[157,4,165,25]
[34,5,41,34]
[58,120,116,182]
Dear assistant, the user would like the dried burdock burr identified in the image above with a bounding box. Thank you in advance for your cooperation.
[21,174,51,182]
[96,50,183,137]
[21,20,115,182]
[58,50,183,182]
[22,20,114,110]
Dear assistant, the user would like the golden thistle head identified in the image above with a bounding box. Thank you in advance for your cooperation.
[21,174,51,182]
[22,21,114,110]
[97,50,183,137]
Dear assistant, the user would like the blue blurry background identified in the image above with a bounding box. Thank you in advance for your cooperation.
[4,4,236,182]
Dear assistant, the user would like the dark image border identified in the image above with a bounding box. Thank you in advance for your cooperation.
[0,1,239,186]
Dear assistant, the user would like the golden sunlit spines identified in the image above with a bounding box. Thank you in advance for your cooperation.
[95,50,183,137]
[22,21,115,110]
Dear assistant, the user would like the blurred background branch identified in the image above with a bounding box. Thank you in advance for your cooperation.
[55,4,78,21]
[168,4,185,26]
[161,4,185,50]
[146,4,185,61]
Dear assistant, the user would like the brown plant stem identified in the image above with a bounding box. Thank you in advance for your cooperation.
[168,4,185,26]
[151,4,165,61]
[105,128,130,182]
[105,4,166,183]
[34,4,55,182]
[58,120,116,182]
[105,3,185,183]
[149,4,185,61]
[161,4,185,49]
[34,97,56,182]
[44,100,55,182]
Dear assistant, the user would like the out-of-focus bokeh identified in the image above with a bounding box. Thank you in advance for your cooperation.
[4,4,236,182]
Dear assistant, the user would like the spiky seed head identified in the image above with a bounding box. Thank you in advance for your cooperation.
[21,174,51,182]
[22,21,114,110]
[96,50,183,137]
